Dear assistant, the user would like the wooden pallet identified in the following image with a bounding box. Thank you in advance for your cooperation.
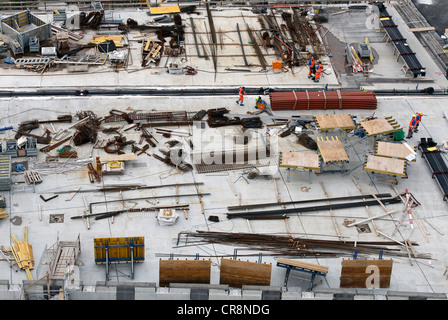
[24,170,42,185]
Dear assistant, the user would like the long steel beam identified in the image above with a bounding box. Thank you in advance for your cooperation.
[227,193,393,211]
[89,192,210,214]
[227,197,402,219]
[236,23,249,66]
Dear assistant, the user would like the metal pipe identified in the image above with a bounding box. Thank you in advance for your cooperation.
[236,23,249,66]
[227,193,393,210]
[89,192,210,214]
[227,197,402,219]
[0,87,444,97]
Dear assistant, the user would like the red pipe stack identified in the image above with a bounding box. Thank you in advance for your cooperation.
[269,90,377,110]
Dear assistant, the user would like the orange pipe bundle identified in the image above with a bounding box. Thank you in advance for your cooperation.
[269,90,377,110]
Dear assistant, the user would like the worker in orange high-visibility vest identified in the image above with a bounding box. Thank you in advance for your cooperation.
[314,62,323,82]
[236,86,246,106]
[407,114,417,139]
[414,112,423,132]
[307,57,316,78]
[255,96,267,110]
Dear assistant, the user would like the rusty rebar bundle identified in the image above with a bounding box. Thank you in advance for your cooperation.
[176,231,430,259]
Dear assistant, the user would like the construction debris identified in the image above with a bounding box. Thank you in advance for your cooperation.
[297,132,318,150]
[157,209,179,226]
[0,2,447,301]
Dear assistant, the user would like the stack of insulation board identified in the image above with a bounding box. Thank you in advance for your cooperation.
[269,90,377,111]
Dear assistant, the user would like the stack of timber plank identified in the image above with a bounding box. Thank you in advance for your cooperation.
[10,227,34,280]
[51,23,84,41]
[269,90,377,110]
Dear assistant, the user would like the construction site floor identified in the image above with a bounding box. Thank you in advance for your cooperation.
[0,2,447,305]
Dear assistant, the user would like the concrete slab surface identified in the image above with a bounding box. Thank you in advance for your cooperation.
[0,1,447,308]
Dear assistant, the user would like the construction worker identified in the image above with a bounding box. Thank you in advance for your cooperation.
[314,62,323,82]
[236,86,246,106]
[407,114,417,139]
[255,96,266,110]
[415,112,423,132]
[307,56,316,79]
[353,123,365,138]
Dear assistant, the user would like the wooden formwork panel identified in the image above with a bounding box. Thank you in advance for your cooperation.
[219,258,271,288]
[159,259,211,287]
[340,259,393,288]
[317,137,349,163]
[314,114,355,131]
[93,236,145,264]
[364,155,407,177]
[376,141,416,161]
[279,151,320,171]
[360,117,401,136]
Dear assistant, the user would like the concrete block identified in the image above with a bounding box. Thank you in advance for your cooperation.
[387,290,446,300]
[313,292,334,300]
[356,288,388,296]
[428,296,448,300]
[135,287,157,300]
[190,288,209,300]
[242,289,262,300]
[354,294,374,300]
[0,280,9,290]
[387,296,409,300]
[156,287,190,300]
[334,293,355,300]
[96,286,117,293]
[93,286,117,300]
[0,290,20,300]
[261,290,282,300]
[314,287,357,295]
[301,292,316,299]
[242,285,282,291]
[170,283,229,290]
[116,285,135,300]
[70,291,94,300]
[209,288,243,300]
[70,290,115,300]
[280,291,302,300]
[208,289,231,300]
